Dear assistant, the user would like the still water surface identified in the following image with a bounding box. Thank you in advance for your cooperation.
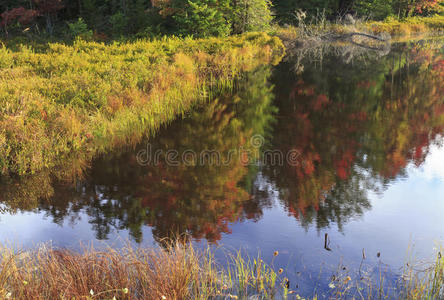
[1,38,443,297]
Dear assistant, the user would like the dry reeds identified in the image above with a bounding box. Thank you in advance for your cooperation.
[0,242,442,299]
[0,241,287,300]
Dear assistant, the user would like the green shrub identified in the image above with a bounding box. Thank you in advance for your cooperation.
[173,0,232,38]
[354,0,394,20]
[232,0,274,33]
[109,12,128,37]
[67,18,93,41]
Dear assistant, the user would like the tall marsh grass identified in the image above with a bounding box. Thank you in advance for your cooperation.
[0,242,289,300]
[0,33,284,177]
[0,242,441,299]
[399,248,444,300]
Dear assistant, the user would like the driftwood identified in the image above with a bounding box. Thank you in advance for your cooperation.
[282,31,392,71]
[331,32,391,51]
[282,31,391,51]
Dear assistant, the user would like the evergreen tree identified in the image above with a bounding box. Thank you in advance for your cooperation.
[172,0,232,37]
[232,0,273,33]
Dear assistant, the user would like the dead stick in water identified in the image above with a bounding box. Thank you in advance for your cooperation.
[359,248,366,279]
[324,233,331,251]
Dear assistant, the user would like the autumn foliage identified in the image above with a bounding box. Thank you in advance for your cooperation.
[0,0,64,35]
[267,42,444,228]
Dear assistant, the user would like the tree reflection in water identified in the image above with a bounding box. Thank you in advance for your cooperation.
[1,40,443,244]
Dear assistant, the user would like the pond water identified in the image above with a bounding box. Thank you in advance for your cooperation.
[1,38,443,298]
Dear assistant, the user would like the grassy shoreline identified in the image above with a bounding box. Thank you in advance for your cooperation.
[0,33,284,178]
[1,16,442,179]
[364,15,444,35]
[0,242,442,299]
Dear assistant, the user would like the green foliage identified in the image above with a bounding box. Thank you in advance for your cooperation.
[109,12,128,37]
[354,0,394,20]
[272,0,339,25]
[1,0,276,39]
[67,18,93,40]
[272,0,443,24]
[172,0,231,37]
[1,0,443,39]
[232,0,274,33]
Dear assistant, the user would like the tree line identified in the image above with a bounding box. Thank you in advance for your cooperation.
[0,0,443,39]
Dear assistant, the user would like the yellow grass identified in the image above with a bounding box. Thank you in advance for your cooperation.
[365,15,444,35]
[0,33,284,177]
